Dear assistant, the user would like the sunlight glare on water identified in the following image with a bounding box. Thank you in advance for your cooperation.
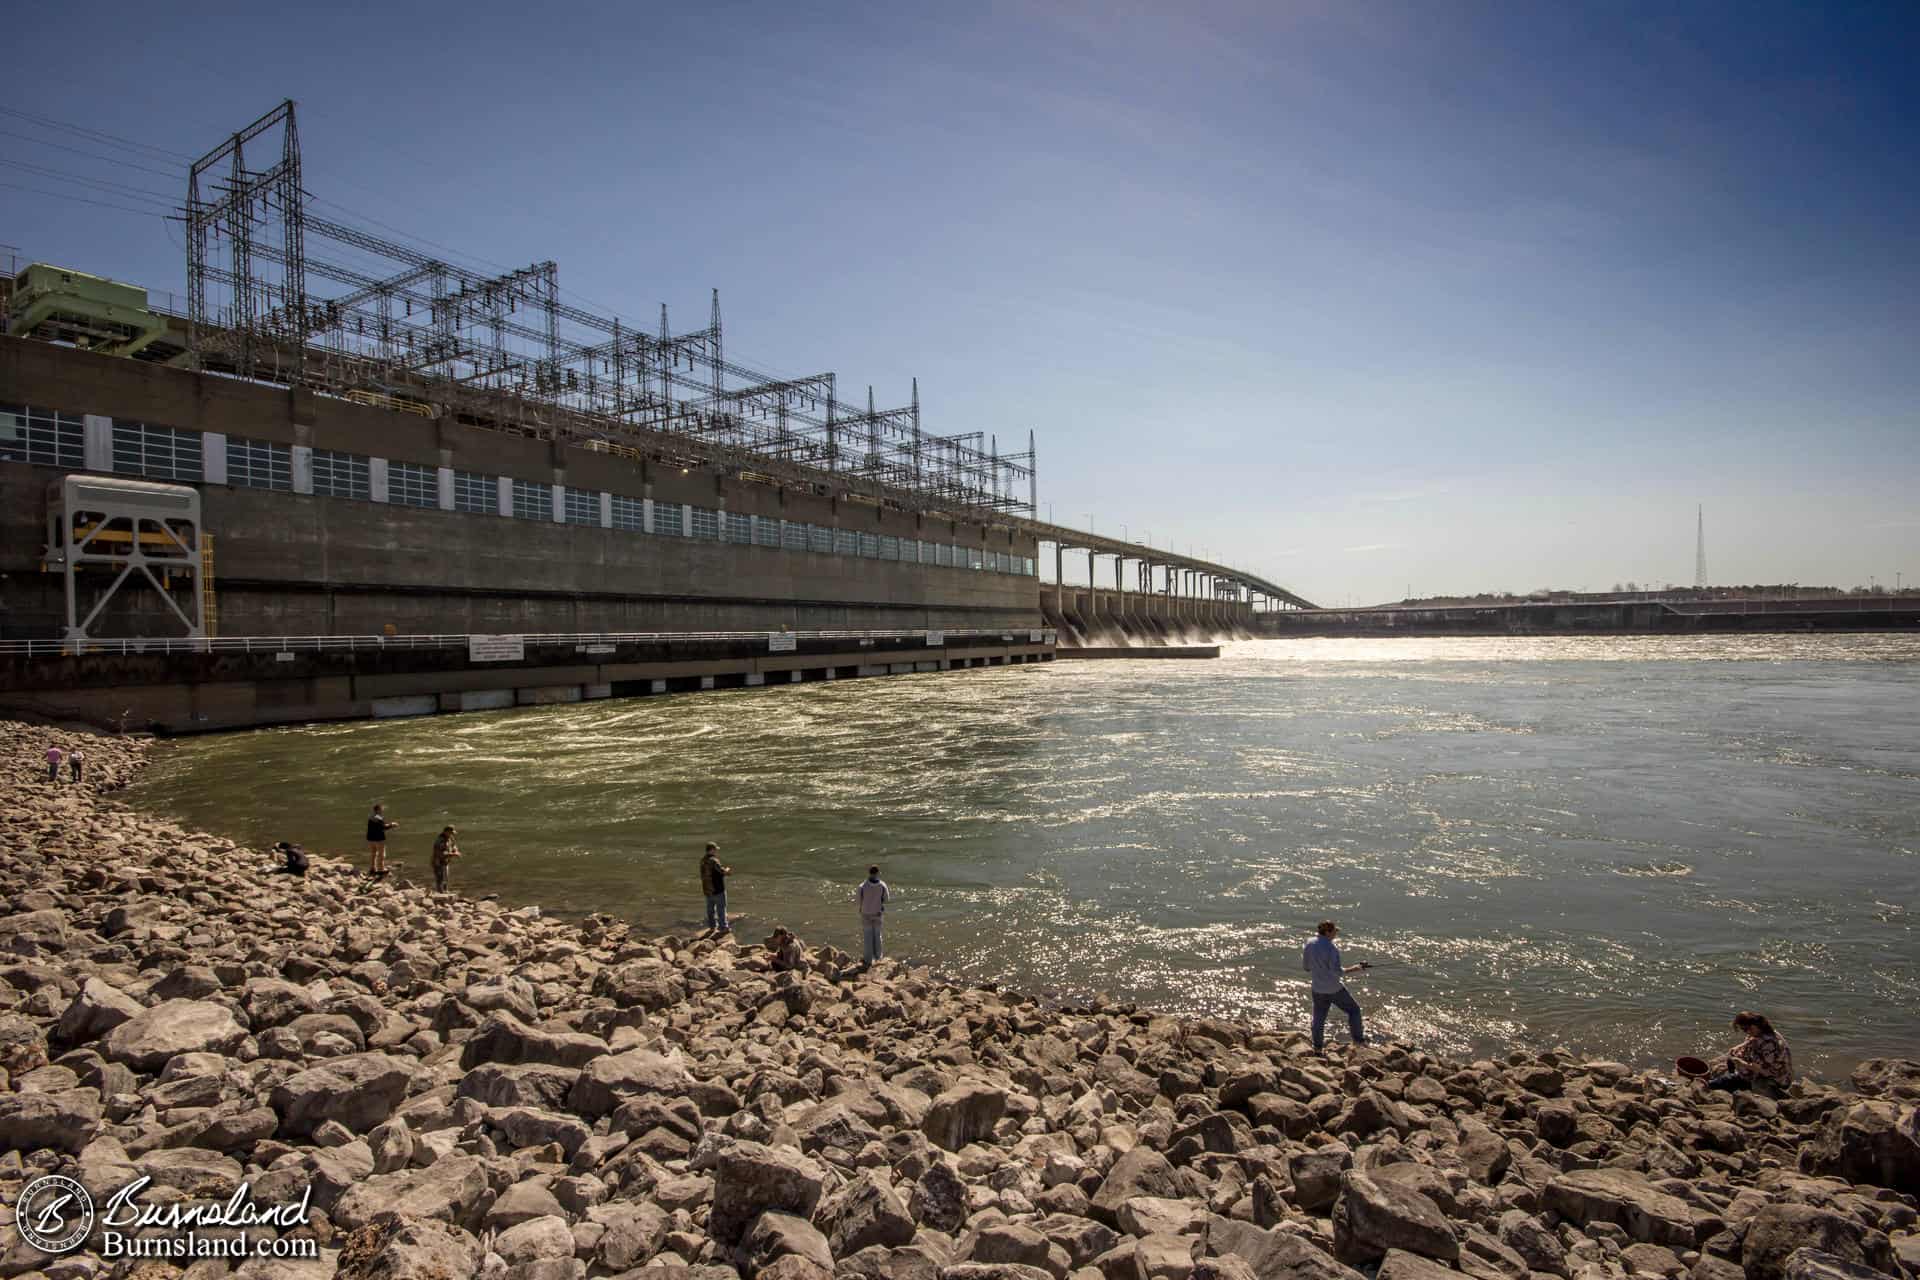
[129,633,1920,1077]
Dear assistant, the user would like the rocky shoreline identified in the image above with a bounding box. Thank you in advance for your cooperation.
[0,720,1916,1280]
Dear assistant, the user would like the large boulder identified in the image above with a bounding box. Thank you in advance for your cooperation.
[242,978,321,1030]
[1802,1099,1920,1194]
[0,909,68,955]
[331,1157,492,1233]
[740,1210,835,1275]
[456,1062,579,1110]
[1204,1219,1366,1280]
[457,1012,605,1070]
[923,1081,1008,1152]
[586,1201,670,1272]
[335,1215,479,1280]
[1456,1118,1510,1186]
[818,1168,916,1256]
[1378,1250,1467,1280]
[911,1159,969,1234]
[463,975,538,1021]
[566,1049,693,1117]
[699,1138,830,1245]
[102,999,246,1072]
[493,1215,574,1265]
[592,960,688,1010]
[1331,1171,1459,1264]
[54,979,143,1046]
[0,1088,102,1154]
[1850,1059,1920,1102]
[270,1053,412,1137]
[1741,1204,1896,1280]
[1783,1252,1890,1280]
[1090,1147,1183,1226]
[1542,1168,1697,1248]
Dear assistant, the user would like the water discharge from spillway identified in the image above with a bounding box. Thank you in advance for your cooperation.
[129,634,1920,1077]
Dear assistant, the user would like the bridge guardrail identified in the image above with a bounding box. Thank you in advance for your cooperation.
[0,628,1059,659]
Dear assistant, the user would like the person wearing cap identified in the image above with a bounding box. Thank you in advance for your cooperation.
[1303,920,1370,1051]
[431,825,462,893]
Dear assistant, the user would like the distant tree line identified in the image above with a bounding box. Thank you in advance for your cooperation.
[1396,583,1916,607]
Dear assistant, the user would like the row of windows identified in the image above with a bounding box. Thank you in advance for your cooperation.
[0,404,84,468]
[38,417,1034,575]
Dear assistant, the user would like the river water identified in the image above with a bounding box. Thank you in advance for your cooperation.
[129,635,1920,1078]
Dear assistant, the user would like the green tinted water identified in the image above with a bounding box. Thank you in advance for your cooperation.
[129,634,1920,1076]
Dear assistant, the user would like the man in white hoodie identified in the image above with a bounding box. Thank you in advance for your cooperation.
[855,865,889,967]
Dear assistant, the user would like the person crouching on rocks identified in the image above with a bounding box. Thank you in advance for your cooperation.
[432,826,462,893]
[1705,1011,1793,1093]
[766,926,808,974]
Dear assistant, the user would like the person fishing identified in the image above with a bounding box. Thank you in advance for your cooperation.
[1703,1011,1793,1093]
[700,842,732,934]
[1303,919,1370,1051]
[432,826,462,893]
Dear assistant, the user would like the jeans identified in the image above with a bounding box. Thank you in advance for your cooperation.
[48,762,59,781]
[704,891,728,931]
[1311,987,1366,1050]
[862,918,884,965]
[1704,1071,1750,1093]
[433,862,448,892]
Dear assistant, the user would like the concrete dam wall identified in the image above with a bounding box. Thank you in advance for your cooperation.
[1,338,1042,640]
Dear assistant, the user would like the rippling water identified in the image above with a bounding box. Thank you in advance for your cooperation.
[129,634,1920,1077]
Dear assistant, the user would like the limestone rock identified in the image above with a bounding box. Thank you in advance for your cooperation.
[102,998,246,1072]
[702,1138,830,1244]
[1741,1204,1895,1280]
[819,1168,916,1256]
[335,1215,480,1280]
[270,1053,413,1137]
[54,978,144,1045]
[0,1087,101,1153]
[1803,1099,1920,1195]
[925,1081,1009,1152]
[1331,1170,1459,1264]
[1543,1168,1697,1248]
[1091,1147,1183,1226]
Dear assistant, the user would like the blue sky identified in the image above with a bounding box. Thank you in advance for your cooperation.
[6,1,1917,604]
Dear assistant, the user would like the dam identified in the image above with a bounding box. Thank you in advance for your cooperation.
[0,102,1313,731]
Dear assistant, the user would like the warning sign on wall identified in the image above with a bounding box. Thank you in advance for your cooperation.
[468,635,526,662]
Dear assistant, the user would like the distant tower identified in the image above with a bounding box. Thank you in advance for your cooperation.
[1694,505,1707,589]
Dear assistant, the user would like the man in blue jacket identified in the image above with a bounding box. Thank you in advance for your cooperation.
[1303,920,1370,1051]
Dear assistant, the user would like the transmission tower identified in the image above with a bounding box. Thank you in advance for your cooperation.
[1694,505,1707,589]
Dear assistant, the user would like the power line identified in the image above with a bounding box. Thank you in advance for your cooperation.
[0,180,173,220]
[0,156,177,206]
[0,128,185,183]
[0,104,192,164]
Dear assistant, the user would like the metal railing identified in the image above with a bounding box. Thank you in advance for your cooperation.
[0,627,1058,659]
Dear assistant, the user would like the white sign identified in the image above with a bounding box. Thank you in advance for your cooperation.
[925,630,945,645]
[768,633,797,652]
[275,652,296,662]
[577,644,616,655]
[468,634,525,662]
[1029,630,1044,643]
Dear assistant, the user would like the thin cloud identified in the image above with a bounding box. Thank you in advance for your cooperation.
[1343,543,1399,553]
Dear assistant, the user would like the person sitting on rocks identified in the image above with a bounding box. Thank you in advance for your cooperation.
[1705,1010,1793,1093]
[273,840,309,877]
[766,926,808,974]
